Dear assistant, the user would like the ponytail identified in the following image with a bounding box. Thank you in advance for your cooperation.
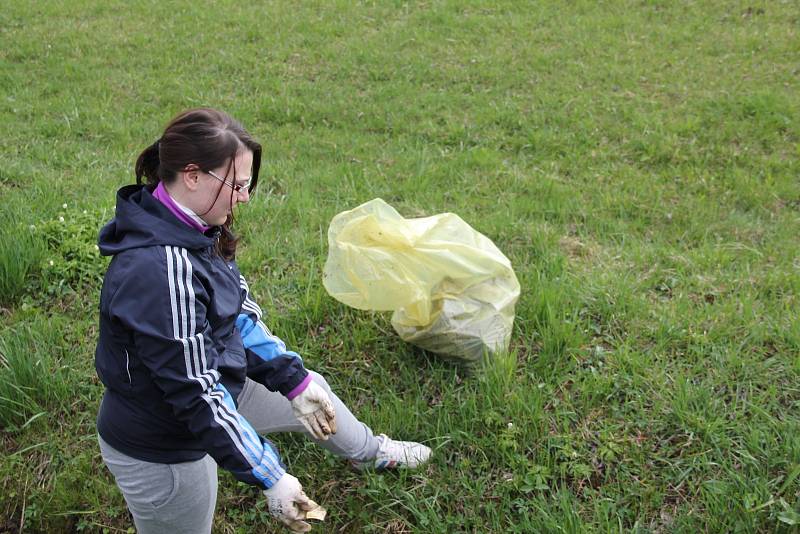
[135,140,161,188]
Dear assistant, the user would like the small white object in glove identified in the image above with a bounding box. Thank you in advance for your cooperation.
[264,473,314,532]
[291,380,337,440]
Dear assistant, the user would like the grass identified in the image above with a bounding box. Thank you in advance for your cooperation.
[0,209,45,306]
[0,316,72,430]
[1,0,799,532]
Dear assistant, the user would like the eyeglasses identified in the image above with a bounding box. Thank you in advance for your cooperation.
[206,170,252,194]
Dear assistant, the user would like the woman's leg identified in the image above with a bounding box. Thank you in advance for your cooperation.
[237,371,381,462]
[98,435,218,534]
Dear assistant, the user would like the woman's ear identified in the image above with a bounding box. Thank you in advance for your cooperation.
[181,164,201,191]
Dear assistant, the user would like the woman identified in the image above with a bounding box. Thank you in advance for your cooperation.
[95,108,431,533]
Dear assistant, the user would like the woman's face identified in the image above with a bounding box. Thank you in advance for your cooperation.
[198,149,253,226]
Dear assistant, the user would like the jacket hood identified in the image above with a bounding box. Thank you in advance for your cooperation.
[98,185,216,256]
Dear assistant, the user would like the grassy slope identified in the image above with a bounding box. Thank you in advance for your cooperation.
[1,0,799,532]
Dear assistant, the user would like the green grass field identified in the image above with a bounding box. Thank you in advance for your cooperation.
[2,0,799,532]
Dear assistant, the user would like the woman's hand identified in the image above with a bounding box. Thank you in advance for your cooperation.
[290,381,337,440]
[264,473,314,532]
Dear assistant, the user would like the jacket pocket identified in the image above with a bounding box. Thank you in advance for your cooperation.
[122,348,133,389]
[95,341,135,392]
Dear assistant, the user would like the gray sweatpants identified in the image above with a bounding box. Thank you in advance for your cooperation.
[99,371,382,534]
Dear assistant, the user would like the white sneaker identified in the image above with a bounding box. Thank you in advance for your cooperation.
[352,434,432,470]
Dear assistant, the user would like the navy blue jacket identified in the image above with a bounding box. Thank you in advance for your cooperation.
[96,184,308,489]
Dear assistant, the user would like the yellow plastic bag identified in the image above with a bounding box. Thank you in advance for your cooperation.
[323,198,520,366]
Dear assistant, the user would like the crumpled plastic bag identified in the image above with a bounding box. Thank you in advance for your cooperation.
[322,198,520,366]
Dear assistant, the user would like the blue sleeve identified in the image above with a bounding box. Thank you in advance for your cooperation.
[110,246,286,489]
[236,273,309,396]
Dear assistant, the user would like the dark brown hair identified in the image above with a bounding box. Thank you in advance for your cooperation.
[135,108,261,260]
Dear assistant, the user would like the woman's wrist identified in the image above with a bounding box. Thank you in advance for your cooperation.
[285,374,312,400]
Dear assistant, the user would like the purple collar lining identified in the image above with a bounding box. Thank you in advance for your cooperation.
[153,182,211,233]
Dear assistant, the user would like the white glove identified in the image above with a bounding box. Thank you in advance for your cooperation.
[290,381,337,440]
[264,473,314,532]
